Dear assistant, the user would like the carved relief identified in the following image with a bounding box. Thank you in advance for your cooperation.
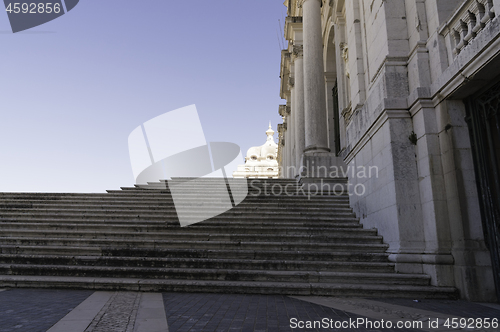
[340,42,350,78]
[292,45,304,59]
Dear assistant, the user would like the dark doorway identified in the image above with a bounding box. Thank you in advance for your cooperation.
[465,79,500,302]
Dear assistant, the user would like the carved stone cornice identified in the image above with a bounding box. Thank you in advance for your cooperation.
[278,105,291,117]
[279,105,287,117]
[285,16,303,41]
[285,16,303,24]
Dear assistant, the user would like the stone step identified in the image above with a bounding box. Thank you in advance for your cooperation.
[0,191,346,199]
[0,231,383,243]
[0,246,388,260]
[0,214,358,222]
[0,275,458,298]
[171,177,310,182]
[0,207,354,216]
[0,219,362,228]
[0,255,396,272]
[0,238,390,251]
[0,223,369,235]
[0,199,351,208]
[107,190,350,197]
[1,263,400,280]
[0,217,361,226]
[135,185,350,192]
[0,195,352,204]
[0,245,102,256]
[101,248,388,261]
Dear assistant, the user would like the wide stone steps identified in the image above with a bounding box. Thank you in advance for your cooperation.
[0,178,458,298]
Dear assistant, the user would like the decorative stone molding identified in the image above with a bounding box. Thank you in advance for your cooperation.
[278,104,287,117]
[340,42,349,78]
[278,104,291,117]
[341,103,352,122]
[292,45,304,59]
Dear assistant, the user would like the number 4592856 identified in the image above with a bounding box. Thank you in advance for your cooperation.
[6,3,61,14]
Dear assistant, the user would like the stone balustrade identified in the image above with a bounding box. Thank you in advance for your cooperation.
[440,0,496,57]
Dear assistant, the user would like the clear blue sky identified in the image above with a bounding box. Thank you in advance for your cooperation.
[0,1,288,192]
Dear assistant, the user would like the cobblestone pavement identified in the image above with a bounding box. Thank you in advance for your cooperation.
[0,288,93,332]
[1,289,500,332]
[162,293,421,332]
[85,292,141,332]
[369,298,500,319]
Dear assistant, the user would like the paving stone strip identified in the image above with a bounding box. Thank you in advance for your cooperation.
[46,291,169,332]
[84,292,141,332]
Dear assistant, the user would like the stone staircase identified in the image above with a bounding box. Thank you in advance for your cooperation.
[0,178,458,298]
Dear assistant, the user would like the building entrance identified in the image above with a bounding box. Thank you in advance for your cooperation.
[465,78,500,301]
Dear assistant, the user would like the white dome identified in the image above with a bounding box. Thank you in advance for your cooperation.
[245,123,278,162]
[234,122,279,179]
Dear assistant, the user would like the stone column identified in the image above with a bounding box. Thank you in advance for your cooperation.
[301,0,330,153]
[293,45,305,171]
[285,108,292,176]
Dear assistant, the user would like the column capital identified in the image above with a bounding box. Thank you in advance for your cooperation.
[278,104,291,117]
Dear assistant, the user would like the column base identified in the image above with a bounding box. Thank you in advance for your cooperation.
[304,145,331,153]
[295,153,348,195]
[297,152,346,178]
[388,253,454,276]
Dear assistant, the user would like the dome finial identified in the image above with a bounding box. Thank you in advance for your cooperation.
[266,122,275,140]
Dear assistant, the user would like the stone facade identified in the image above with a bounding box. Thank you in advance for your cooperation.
[233,124,279,178]
[278,0,500,301]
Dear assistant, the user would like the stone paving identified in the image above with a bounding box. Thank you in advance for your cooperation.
[85,292,141,332]
[0,288,93,332]
[0,288,499,332]
[162,293,409,332]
